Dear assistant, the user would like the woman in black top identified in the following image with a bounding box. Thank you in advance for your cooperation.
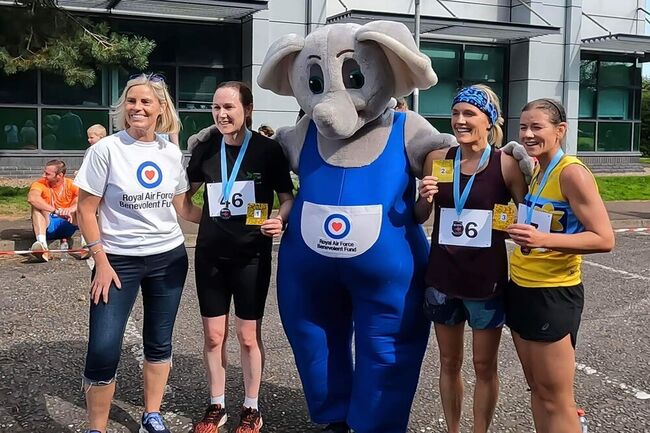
[414,85,527,433]
[186,81,294,433]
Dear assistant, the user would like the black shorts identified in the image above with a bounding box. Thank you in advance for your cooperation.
[505,281,584,348]
[195,249,272,320]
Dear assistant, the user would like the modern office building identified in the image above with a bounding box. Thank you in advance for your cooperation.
[1,0,648,174]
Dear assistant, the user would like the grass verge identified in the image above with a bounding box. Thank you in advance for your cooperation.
[595,176,650,201]
[0,177,646,220]
[0,186,30,219]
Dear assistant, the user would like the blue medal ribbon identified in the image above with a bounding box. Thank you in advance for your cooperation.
[453,145,492,217]
[221,129,252,207]
[525,148,564,224]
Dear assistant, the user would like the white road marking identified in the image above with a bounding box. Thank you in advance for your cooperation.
[613,227,650,233]
[575,364,650,401]
[581,260,650,281]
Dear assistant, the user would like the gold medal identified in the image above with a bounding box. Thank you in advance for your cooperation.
[492,203,516,231]
[246,203,269,226]
[432,160,453,183]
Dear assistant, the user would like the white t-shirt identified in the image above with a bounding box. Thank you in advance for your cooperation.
[75,131,189,255]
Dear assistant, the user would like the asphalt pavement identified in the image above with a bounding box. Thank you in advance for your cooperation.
[1,230,649,433]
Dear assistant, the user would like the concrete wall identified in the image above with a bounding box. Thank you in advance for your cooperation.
[581,0,646,38]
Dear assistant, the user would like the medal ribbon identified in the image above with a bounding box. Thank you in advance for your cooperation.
[453,145,492,217]
[525,148,564,224]
[220,129,252,207]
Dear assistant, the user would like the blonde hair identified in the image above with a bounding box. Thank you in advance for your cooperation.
[87,124,107,138]
[471,84,504,147]
[112,74,181,134]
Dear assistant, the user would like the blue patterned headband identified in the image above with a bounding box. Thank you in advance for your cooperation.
[452,87,499,125]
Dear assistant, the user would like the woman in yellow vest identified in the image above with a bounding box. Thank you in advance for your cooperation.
[506,98,614,433]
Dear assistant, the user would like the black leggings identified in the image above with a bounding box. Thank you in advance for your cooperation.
[195,250,272,320]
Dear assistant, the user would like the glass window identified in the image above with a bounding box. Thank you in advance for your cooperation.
[633,89,642,120]
[41,109,109,150]
[596,122,631,152]
[422,44,461,78]
[577,121,596,152]
[427,117,453,135]
[179,111,214,150]
[0,108,38,150]
[463,46,504,83]
[178,67,241,109]
[580,59,597,86]
[597,88,632,120]
[0,71,37,104]
[598,61,634,87]
[578,55,641,153]
[420,43,505,120]
[579,85,596,118]
[420,80,459,116]
[42,70,109,107]
[633,123,640,152]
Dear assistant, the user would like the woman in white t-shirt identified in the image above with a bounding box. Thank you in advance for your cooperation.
[74,73,202,433]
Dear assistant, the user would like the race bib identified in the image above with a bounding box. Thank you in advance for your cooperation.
[206,181,255,217]
[439,208,492,247]
[517,203,552,233]
[300,201,382,258]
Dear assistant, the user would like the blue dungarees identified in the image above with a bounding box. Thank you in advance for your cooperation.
[277,112,430,433]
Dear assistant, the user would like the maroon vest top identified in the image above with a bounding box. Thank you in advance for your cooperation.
[425,146,511,300]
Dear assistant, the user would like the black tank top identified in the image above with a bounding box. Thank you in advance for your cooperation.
[425,146,511,300]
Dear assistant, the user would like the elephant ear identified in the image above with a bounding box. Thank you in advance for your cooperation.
[257,33,305,96]
[356,20,437,97]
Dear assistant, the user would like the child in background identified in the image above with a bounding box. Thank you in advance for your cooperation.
[87,124,107,146]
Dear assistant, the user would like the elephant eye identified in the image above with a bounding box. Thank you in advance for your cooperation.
[309,64,324,95]
[342,58,364,89]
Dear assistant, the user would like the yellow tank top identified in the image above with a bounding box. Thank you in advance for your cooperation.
[510,155,592,288]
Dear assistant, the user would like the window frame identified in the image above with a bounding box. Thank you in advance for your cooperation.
[578,52,643,153]
[0,19,242,154]
[418,40,509,138]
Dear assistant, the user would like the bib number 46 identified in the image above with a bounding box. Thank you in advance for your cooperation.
[221,193,244,208]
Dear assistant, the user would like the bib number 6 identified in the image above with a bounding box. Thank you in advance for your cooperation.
[221,192,244,208]
[465,221,478,239]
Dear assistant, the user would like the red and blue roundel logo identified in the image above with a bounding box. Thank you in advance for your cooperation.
[136,161,162,189]
[324,214,350,239]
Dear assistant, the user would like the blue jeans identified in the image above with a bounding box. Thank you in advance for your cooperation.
[83,243,188,384]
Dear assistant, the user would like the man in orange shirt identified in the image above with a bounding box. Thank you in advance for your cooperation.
[27,160,79,260]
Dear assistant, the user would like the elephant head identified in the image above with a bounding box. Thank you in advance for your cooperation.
[257,21,438,140]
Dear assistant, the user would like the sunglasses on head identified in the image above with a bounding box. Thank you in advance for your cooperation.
[129,73,166,83]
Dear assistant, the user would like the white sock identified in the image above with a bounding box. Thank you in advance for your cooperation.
[36,234,47,245]
[210,395,225,406]
[243,396,258,410]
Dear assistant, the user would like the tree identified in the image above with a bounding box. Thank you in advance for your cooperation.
[0,0,155,87]
[642,78,649,157]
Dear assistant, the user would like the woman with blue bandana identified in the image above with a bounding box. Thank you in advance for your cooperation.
[414,84,528,433]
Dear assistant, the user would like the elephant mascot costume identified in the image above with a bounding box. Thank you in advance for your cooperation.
[257,21,453,433]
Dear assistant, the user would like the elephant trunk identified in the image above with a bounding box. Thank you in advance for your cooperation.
[312,92,360,140]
